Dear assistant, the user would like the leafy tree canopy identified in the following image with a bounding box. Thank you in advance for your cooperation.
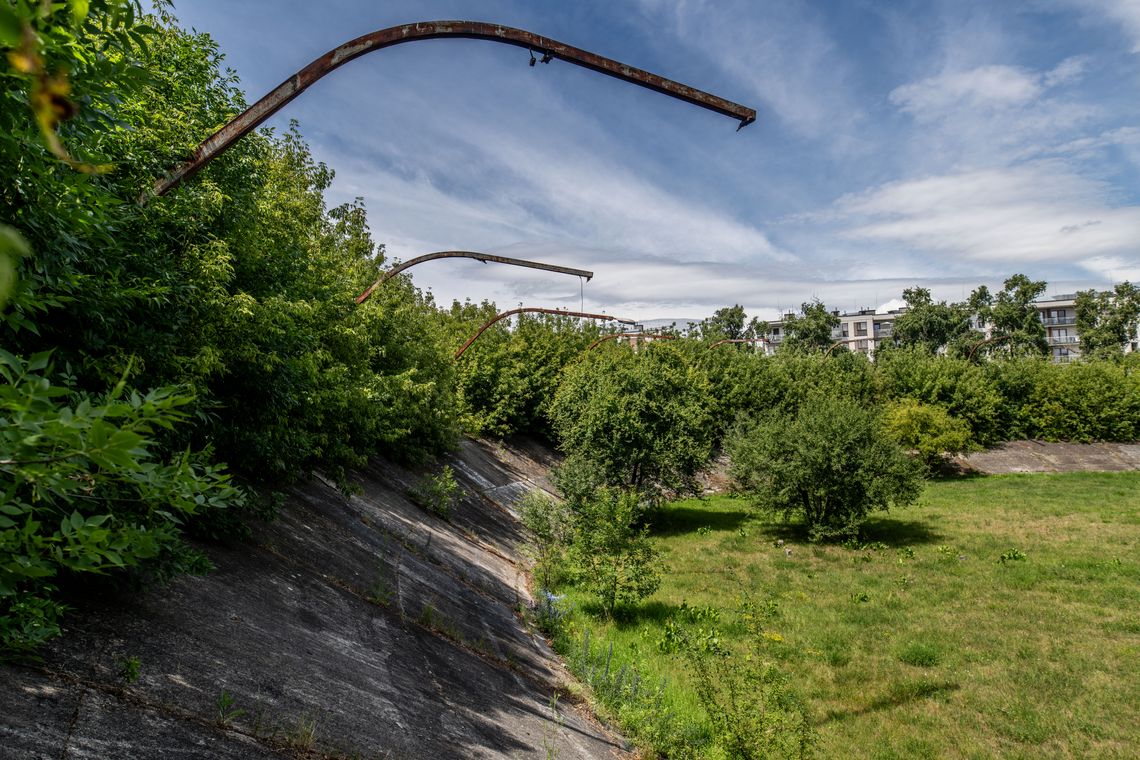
[1076,282,1140,360]
[780,299,839,354]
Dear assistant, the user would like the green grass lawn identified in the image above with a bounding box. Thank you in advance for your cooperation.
[552,472,1140,759]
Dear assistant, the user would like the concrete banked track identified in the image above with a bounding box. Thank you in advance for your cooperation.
[1,439,627,759]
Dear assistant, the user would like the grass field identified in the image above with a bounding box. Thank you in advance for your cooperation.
[551,472,1140,759]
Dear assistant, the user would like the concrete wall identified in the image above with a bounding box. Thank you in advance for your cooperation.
[1,439,626,759]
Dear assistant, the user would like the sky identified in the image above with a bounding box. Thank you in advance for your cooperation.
[168,0,1140,322]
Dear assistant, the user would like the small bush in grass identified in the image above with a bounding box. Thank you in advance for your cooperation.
[883,398,973,473]
[998,548,1027,564]
[570,488,661,618]
[519,491,573,590]
[727,395,924,541]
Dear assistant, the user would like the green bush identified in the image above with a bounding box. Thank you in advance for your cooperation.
[0,351,244,656]
[570,488,662,617]
[518,490,573,590]
[728,396,924,541]
[449,306,603,439]
[884,398,973,472]
[408,465,460,520]
[877,348,1004,445]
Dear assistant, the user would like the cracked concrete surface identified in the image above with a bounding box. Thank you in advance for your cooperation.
[1,438,627,759]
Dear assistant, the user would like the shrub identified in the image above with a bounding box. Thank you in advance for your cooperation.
[570,488,662,617]
[727,396,924,541]
[549,343,714,499]
[884,398,973,472]
[408,465,459,520]
[519,490,573,590]
[0,352,244,657]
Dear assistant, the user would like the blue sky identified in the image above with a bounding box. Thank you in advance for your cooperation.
[169,0,1140,321]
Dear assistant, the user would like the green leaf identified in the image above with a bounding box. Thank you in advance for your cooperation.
[68,0,90,26]
[0,5,21,49]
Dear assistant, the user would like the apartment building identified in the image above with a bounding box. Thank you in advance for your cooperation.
[1035,294,1080,362]
[762,307,903,358]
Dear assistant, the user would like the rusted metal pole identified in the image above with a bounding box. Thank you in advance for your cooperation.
[455,307,635,359]
[587,332,675,351]
[967,334,1011,361]
[708,338,771,349]
[356,250,592,304]
[824,337,862,357]
[144,20,757,201]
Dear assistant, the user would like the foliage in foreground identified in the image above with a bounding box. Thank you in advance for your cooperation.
[1,3,459,656]
[0,351,242,656]
[728,396,924,541]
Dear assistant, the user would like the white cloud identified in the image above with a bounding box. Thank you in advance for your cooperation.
[889,58,1088,122]
[891,65,1042,117]
[634,0,862,140]
[1081,254,1140,281]
[835,161,1140,266]
[1065,0,1140,52]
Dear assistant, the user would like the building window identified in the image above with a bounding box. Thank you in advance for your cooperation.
[854,321,867,336]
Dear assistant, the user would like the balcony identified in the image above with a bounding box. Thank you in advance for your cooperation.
[1047,335,1079,345]
[1041,315,1076,326]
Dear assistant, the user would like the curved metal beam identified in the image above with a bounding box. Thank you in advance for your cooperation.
[967,334,1012,361]
[146,20,757,200]
[455,307,635,359]
[356,250,592,304]
[587,332,675,351]
[708,337,771,349]
[824,337,862,357]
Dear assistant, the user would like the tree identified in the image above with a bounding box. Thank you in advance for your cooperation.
[700,304,747,341]
[986,275,1048,356]
[727,396,923,541]
[890,287,978,355]
[780,299,839,354]
[569,488,661,617]
[549,343,714,498]
[1076,283,1140,359]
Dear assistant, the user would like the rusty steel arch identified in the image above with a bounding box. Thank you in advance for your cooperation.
[586,332,675,351]
[455,307,635,359]
[824,337,864,357]
[967,334,1013,361]
[708,338,771,350]
[355,250,592,304]
[145,20,756,200]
